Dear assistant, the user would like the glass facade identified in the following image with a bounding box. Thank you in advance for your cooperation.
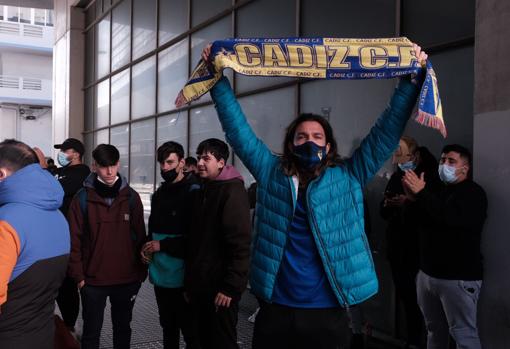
[0,6,54,26]
[81,0,475,337]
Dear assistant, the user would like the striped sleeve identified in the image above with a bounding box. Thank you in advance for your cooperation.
[0,221,20,306]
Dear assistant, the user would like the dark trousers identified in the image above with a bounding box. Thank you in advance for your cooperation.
[252,301,344,349]
[154,286,200,349]
[390,260,425,346]
[190,294,239,349]
[80,282,141,349]
[56,276,80,328]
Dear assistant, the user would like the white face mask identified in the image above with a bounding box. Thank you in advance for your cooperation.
[438,164,458,184]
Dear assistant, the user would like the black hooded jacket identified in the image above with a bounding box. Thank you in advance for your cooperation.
[148,173,201,255]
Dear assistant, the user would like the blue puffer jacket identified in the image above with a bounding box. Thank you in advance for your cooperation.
[211,77,419,306]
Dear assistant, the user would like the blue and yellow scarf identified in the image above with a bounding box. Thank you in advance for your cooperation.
[176,37,446,137]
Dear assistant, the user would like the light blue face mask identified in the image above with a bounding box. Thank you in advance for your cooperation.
[438,164,457,184]
[398,160,416,172]
[57,151,71,167]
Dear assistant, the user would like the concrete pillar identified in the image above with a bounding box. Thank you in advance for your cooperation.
[52,0,85,156]
[474,1,510,348]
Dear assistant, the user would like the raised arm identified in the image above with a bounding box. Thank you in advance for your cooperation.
[202,45,277,184]
[346,44,427,187]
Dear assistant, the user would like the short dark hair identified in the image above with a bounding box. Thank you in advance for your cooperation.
[185,156,197,167]
[442,144,472,177]
[0,139,38,172]
[92,144,120,167]
[196,138,229,162]
[157,141,184,163]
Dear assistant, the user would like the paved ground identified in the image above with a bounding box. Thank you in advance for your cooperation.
[70,281,400,349]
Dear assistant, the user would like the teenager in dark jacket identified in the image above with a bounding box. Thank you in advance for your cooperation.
[53,137,91,334]
[67,144,147,349]
[186,138,251,349]
[380,137,441,348]
[141,141,200,349]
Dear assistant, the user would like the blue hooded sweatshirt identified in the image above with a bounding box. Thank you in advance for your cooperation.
[0,163,70,348]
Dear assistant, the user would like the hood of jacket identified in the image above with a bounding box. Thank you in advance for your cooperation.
[0,163,64,210]
[214,165,244,183]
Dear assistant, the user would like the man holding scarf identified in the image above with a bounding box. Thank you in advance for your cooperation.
[201,43,428,348]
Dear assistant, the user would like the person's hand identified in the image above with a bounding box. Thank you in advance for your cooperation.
[214,292,232,309]
[140,249,152,264]
[202,43,212,63]
[143,240,160,253]
[412,43,428,67]
[33,147,47,168]
[384,194,407,207]
[78,280,85,289]
[402,171,426,195]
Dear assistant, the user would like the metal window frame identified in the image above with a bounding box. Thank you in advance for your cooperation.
[80,0,475,194]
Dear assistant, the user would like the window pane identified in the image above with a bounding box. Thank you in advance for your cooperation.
[7,7,19,22]
[157,112,188,182]
[235,87,297,184]
[131,56,156,119]
[132,0,156,60]
[19,7,30,23]
[191,0,230,27]
[130,119,155,221]
[111,69,130,124]
[34,8,45,26]
[94,129,109,146]
[189,105,226,158]
[85,29,94,85]
[235,0,296,93]
[84,133,93,166]
[95,15,111,79]
[301,0,395,37]
[111,0,131,71]
[158,39,188,113]
[46,10,53,26]
[95,79,110,128]
[159,0,188,45]
[190,16,231,104]
[0,6,4,21]
[96,0,104,17]
[85,87,94,131]
[85,4,95,27]
[110,125,130,179]
[402,0,475,47]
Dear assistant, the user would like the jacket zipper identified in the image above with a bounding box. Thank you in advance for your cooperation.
[306,179,348,307]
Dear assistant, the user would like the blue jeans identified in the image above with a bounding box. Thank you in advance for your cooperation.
[416,271,482,349]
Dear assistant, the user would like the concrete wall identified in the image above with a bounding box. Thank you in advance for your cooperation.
[0,106,53,155]
[1,51,52,79]
[474,1,510,348]
[52,0,84,158]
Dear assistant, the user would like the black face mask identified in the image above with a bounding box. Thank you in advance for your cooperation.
[161,168,178,183]
[292,141,327,170]
[93,175,122,198]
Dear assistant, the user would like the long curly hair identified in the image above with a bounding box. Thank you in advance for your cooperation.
[280,113,343,185]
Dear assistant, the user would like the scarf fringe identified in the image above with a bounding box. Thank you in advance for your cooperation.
[415,111,447,138]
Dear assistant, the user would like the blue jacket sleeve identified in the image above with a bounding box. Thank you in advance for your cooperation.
[345,79,420,187]
[210,76,277,185]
